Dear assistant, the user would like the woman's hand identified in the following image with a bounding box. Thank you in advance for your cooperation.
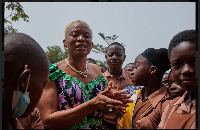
[106,81,133,106]
[92,81,133,115]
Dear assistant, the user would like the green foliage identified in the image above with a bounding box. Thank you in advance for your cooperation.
[92,32,126,56]
[4,2,29,35]
[92,44,106,54]
[92,32,119,55]
[45,45,68,64]
[4,2,29,24]
[4,25,18,35]
[92,32,126,66]
[98,32,118,45]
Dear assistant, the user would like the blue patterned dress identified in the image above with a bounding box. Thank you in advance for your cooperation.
[49,64,108,129]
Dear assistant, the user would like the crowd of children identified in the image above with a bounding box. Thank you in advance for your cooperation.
[3,19,197,129]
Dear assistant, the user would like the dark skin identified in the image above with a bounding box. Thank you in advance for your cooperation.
[105,45,126,78]
[99,66,107,73]
[63,22,93,72]
[161,73,169,86]
[4,33,49,129]
[131,55,163,98]
[170,42,195,105]
[125,64,134,73]
[38,22,132,129]
[167,71,185,99]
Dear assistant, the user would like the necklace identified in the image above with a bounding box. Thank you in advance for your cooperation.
[65,58,88,78]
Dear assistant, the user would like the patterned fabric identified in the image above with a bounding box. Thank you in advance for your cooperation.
[49,63,108,129]
[123,85,143,95]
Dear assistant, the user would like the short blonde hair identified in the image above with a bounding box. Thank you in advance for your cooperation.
[64,19,92,37]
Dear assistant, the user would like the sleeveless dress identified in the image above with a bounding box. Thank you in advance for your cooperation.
[49,63,108,129]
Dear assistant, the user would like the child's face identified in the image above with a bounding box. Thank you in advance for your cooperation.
[99,66,106,73]
[125,64,135,73]
[170,42,195,93]
[161,73,169,86]
[105,45,125,69]
[131,55,151,86]
[167,72,185,98]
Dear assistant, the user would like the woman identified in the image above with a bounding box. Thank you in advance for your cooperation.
[38,20,132,129]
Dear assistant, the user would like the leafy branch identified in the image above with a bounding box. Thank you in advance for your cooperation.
[4,2,29,24]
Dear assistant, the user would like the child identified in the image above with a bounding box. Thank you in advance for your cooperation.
[124,63,134,73]
[86,58,96,64]
[167,70,185,99]
[158,29,196,129]
[98,64,107,73]
[3,33,49,129]
[103,42,134,129]
[161,72,170,86]
[119,48,171,129]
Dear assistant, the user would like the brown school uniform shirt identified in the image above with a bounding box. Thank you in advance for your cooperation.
[17,108,44,129]
[103,69,134,125]
[8,108,43,129]
[132,86,171,129]
[158,92,196,129]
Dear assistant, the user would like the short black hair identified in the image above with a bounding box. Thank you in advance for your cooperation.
[106,42,125,54]
[168,29,197,59]
[86,58,96,64]
[125,63,134,68]
[4,33,49,69]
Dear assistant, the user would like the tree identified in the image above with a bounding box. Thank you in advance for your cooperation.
[92,32,122,67]
[92,32,119,54]
[4,25,18,35]
[45,45,68,64]
[98,32,119,45]
[4,2,29,35]
[4,2,29,24]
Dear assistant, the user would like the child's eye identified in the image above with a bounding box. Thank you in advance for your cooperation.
[117,54,123,57]
[168,81,172,86]
[190,59,196,67]
[134,66,138,69]
[172,63,181,69]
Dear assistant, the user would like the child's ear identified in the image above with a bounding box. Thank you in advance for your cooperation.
[150,66,157,75]
[18,69,31,93]
[123,55,126,62]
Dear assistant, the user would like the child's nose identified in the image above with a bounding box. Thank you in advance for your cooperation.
[181,64,195,75]
[131,70,134,76]
[111,55,117,59]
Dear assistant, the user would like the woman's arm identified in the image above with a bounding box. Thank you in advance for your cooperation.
[38,79,126,129]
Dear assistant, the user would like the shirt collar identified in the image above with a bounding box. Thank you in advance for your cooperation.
[173,92,196,114]
[138,86,169,108]
[103,69,126,79]
[174,92,196,106]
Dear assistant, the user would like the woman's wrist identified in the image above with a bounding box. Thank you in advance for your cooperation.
[88,97,97,111]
